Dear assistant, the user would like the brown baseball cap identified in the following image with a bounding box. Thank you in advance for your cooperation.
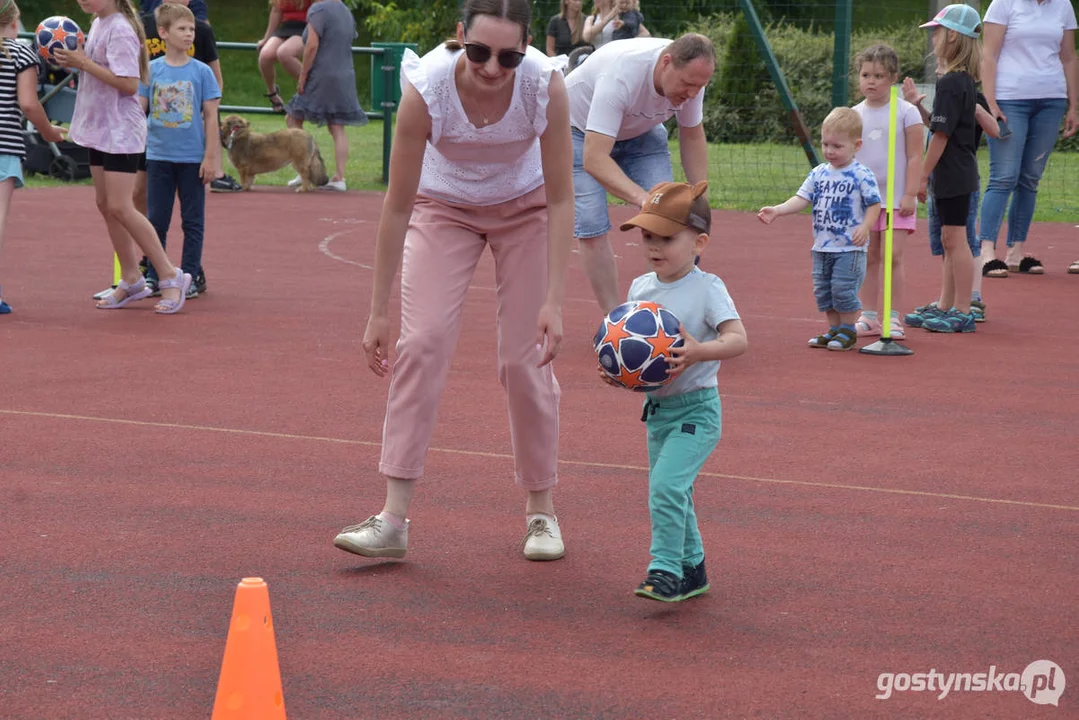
[620,181,711,237]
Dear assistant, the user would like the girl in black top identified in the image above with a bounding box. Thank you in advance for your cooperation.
[915,4,983,333]
[545,0,587,57]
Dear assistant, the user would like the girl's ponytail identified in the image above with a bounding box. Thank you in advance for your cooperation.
[0,0,18,61]
[115,0,150,82]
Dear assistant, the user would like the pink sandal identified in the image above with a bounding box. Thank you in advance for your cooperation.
[154,268,192,315]
[96,277,152,309]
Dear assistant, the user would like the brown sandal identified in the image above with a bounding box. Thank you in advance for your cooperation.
[265,84,285,114]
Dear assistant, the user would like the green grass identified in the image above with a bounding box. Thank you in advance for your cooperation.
[18,0,1079,220]
[180,0,375,112]
[25,129,1079,224]
[18,0,376,113]
[24,115,391,191]
[669,139,1079,223]
[220,116,390,190]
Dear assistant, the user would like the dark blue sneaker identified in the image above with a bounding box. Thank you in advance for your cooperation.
[923,308,976,333]
[904,302,942,328]
[634,569,683,602]
[0,299,10,314]
[680,560,710,599]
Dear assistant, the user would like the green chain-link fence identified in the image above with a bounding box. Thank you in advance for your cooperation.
[530,0,1079,220]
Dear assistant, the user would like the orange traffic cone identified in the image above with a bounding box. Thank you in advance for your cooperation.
[211,577,287,719]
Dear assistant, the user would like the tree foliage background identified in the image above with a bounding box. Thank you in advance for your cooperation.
[345,0,720,53]
[341,0,936,53]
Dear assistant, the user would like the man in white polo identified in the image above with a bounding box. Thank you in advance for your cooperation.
[566,33,715,312]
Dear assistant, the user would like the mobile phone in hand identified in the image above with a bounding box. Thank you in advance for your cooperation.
[997,118,1012,139]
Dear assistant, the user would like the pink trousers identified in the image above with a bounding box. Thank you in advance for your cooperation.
[379,186,561,491]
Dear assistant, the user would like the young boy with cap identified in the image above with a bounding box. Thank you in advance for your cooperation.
[604,180,748,602]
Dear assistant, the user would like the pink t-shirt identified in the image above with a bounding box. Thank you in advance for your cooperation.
[68,13,147,155]
[853,97,923,210]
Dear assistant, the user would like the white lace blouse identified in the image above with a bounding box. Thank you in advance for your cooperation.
[401,44,556,206]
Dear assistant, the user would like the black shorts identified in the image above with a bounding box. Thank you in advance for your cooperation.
[935,193,972,227]
[272,20,306,39]
[88,149,141,174]
[137,152,147,173]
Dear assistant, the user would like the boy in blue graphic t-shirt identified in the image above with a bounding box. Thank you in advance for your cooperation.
[758,107,881,351]
[138,2,221,298]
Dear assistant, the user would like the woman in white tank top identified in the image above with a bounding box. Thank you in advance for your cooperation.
[332,0,575,564]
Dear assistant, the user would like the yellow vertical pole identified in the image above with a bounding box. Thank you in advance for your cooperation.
[880,85,899,339]
[113,254,122,286]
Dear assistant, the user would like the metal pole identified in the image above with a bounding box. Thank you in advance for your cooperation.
[737,0,821,168]
[831,0,852,108]
[381,60,396,184]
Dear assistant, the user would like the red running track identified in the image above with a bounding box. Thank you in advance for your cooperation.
[1,186,1077,718]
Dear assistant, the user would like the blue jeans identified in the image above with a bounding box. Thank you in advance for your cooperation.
[643,388,722,578]
[145,160,205,283]
[977,98,1068,247]
[811,250,866,313]
[928,189,980,257]
[572,125,673,238]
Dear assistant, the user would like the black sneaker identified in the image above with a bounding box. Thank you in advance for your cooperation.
[193,269,206,295]
[634,569,683,602]
[680,560,710,599]
[210,175,243,193]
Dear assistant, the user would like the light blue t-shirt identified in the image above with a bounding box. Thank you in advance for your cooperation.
[139,56,221,163]
[796,160,881,252]
[627,266,740,398]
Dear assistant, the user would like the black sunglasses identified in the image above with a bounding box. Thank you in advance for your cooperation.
[463,42,525,69]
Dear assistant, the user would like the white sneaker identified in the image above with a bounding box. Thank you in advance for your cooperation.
[522,515,564,561]
[333,514,408,558]
[322,179,347,192]
[287,175,303,188]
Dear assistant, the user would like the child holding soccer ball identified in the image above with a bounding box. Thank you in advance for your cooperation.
[0,0,67,314]
[55,0,192,313]
[602,180,747,602]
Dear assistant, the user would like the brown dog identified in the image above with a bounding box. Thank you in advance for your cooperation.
[220,115,329,192]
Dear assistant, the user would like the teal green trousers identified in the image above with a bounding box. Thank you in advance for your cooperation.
[642,388,722,578]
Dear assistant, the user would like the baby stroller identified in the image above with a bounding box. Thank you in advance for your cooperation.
[565,45,594,75]
[22,46,90,182]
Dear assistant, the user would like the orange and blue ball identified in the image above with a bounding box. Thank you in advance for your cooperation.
[594,301,684,392]
[36,16,84,66]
